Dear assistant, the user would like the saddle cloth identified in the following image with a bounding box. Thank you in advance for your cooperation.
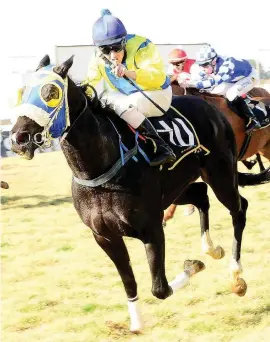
[138,103,209,168]
[149,106,199,155]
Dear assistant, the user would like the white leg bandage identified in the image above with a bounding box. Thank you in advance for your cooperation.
[169,271,190,292]
[127,299,143,332]
[202,230,214,253]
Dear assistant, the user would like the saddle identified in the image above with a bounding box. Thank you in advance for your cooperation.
[184,86,270,130]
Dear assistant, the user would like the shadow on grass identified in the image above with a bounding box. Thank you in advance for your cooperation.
[242,303,270,315]
[1,195,72,209]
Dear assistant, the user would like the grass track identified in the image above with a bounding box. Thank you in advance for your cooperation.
[1,151,270,341]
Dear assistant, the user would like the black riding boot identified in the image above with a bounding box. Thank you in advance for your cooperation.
[232,97,261,133]
[137,118,176,167]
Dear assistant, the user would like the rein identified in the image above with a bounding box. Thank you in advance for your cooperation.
[60,94,88,142]
[62,87,146,187]
[73,115,150,188]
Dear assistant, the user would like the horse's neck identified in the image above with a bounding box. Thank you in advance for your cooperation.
[61,82,120,180]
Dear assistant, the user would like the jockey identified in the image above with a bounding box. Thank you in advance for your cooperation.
[167,49,198,84]
[194,46,261,133]
[82,9,176,167]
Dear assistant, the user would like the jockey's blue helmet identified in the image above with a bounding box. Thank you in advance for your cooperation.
[92,9,127,46]
[196,46,218,65]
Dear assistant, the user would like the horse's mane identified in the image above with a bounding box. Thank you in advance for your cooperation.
[171,82,224,100]
[76,83,117,118]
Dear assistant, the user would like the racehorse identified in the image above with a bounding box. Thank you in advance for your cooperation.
[163,83,270,225]
[9,55,270,332]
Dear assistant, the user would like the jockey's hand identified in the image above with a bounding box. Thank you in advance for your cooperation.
[177,77,194,88]
[111,64,127,78]
[177,79,188,88]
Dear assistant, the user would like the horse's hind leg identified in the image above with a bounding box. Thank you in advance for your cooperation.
[93,234,143,332]
[172,182,224,259]
[202,157,248,296]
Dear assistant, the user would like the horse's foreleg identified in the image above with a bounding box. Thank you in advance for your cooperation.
[93,234,143,332]
[143,222,205,298]
[144,224,172,299]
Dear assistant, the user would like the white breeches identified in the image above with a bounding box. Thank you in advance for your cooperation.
[210,68,258,101]
[100,86,172,117]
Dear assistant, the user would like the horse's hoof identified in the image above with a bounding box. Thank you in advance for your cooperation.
[232,278,247,297]
[217,246,225,259]
[184,259,205,276]
[130,325,143,333]
[1,181,9,189]
[213,245,225,259]
[130,320,144,333]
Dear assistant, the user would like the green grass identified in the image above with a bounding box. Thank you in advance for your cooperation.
[1,151,270,342]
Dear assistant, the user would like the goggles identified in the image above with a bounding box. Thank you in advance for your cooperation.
[99,39,126,55]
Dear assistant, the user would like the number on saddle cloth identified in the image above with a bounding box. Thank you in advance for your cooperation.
[149,111,196,149]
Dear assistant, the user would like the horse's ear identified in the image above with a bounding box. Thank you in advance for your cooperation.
[54,55,74,78]
[36,54,50,71]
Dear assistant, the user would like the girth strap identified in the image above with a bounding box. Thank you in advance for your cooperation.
[73,140,138,187]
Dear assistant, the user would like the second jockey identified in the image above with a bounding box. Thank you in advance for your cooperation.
[194,46,261,133]
[167,49,199,84]
[82,9,176,167]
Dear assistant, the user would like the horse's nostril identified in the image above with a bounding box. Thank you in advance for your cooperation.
[11,132,31,145]
[17,132,30,144]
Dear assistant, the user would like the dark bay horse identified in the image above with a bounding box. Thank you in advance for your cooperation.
[9,55,269,331]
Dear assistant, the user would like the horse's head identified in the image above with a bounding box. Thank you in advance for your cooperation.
[10,54,74,159]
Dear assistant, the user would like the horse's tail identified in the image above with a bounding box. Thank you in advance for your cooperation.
[238,167,270,186]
